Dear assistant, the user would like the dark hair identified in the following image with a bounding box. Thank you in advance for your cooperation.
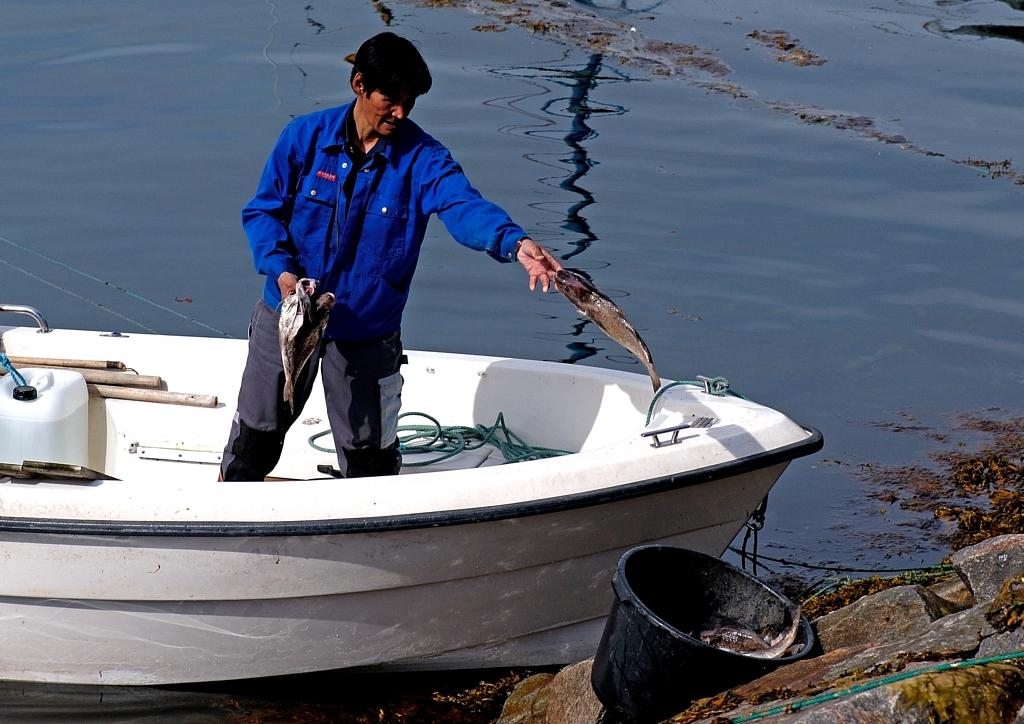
[350,32,432,98]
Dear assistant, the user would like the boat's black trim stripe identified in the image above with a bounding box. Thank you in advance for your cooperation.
[0,427,823,537]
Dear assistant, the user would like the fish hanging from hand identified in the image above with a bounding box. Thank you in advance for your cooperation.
[278,278,335,412]
[553,269,660,391]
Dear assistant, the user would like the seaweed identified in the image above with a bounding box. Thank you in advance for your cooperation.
[864,414,1024,552]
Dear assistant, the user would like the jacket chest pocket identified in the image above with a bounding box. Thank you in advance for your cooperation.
[290,166,339,246]
[362,192,410,261]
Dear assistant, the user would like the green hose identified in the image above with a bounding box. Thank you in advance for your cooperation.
[309,411,571,466]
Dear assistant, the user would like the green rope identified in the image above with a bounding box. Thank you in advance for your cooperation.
[731,650,1024,722]
[308,411,572,466]
[645,376,741,425]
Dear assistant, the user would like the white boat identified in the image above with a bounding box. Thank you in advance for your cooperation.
[0,304,821,686]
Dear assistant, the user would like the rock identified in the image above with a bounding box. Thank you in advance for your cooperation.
[730,643,873,700]
[814,584,961,652]
[690,660,1024,722]
[986,574,1024,632]
[779,662,1024,723]
[979,628,1024,659]
[978,574,1024,658]
[950,533,1024,603]
[495,673,554,724]
[825,605,988,680]
[493,662,606,724]
[927,572,976,611]
[542,660,606,724]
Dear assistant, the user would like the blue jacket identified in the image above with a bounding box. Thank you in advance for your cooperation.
[243,103,527,341]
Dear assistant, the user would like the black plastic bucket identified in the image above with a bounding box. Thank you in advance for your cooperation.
[590,545,815,724]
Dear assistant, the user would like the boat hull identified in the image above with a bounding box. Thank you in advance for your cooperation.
[0,462,791,685]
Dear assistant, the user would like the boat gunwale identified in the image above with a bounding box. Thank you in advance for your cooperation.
[0,425,823,537]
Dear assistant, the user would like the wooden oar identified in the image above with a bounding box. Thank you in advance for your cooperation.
[1,366,163,388]
[1,358,215,407]
[5,355,126,370]
[87,384,218,408]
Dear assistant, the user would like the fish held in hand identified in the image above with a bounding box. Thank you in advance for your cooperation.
[698,605,803,660]
[553,269,660,391]
[278,278,335,412]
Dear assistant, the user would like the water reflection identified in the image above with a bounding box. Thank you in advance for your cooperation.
[0,681,234,722]
[924,17,1024,43]
[0,668,517,722]
[486,56,628,254]
[948,23,1024,42]
[552,55,604,263]
[486,56,633,365]
[922,0,1024,43]
[573,0,671,13]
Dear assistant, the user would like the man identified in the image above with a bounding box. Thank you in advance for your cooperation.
[221,32,561,481]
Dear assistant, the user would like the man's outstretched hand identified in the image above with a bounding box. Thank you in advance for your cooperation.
[516,238,562,292]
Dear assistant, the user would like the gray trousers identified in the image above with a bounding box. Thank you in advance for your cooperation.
[221,301,404,480]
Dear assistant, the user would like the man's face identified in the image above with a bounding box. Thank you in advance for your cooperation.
[352,72,416,139]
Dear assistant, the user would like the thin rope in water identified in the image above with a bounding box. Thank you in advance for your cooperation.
[0,256,158,333]
[725,547,956,577]
[721,547,956,604]
[731,649,1024,722]
[0,233,231,336]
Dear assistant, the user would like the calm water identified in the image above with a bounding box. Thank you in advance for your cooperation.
[1,0,1022,716]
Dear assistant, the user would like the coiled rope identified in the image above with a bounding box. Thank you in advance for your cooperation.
[309,411,572,466]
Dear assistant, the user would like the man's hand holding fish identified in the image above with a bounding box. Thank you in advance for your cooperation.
[516,238,563,293]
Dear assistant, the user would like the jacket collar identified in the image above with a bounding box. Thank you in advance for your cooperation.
[320,101,395,166]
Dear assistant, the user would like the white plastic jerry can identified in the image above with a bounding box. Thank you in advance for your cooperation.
[0,368,89,467]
